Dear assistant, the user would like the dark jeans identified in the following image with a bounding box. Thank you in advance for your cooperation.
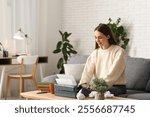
[108,85,126,96]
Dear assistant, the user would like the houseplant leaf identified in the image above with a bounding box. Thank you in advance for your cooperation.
[53,49,61,53]
[57,58,63,69]
[56,41,62,49]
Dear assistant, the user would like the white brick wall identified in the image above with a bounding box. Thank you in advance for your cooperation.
[62,0,150,58]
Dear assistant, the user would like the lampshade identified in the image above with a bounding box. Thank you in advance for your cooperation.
[13,29,26,40]
[13,28,31,55]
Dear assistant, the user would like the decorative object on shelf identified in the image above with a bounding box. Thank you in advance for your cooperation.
[0,42,9,57]
[53,30,77,73]
[13,28,31,55]
[107,18,129,49]
[91,78,108,100]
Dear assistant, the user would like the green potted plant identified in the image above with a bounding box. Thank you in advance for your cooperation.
[53,30,77,73]
[91,78,108,100]
[107,18,129,49]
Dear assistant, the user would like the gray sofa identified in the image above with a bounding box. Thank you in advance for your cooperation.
[68,55,150,100]
[43,55,150,99]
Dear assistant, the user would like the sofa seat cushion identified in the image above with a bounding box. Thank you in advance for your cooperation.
[118,90,145,98]
[125,57,150,90]
[127,93,150,100]
[126,89,145,94]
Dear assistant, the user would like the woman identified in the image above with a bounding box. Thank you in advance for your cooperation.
[79,23,126,96]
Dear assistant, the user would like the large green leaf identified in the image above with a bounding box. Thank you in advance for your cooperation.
[70,49,77,54]
[57,58,63,69]
[53,49,61,53]
[56,41,62,49]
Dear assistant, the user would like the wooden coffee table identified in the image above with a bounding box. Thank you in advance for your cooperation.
[20,90,128,100]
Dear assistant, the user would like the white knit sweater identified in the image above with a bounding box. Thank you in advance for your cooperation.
[79,45,126,88]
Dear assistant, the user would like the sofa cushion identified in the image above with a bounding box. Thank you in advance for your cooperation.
[127,93,150,100]
[145,79,150,92]
[125,57,150,90]
[64,64,85,83]
[68,55,89,64]
[118,90,145,98]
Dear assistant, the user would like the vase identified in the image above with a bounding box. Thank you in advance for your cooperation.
[95,93,105,100]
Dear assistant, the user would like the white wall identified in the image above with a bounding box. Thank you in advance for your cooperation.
[38,0,62,76]
[62,0,150,58]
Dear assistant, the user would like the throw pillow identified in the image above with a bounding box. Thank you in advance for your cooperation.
[64,64,85,84]
[125,57,150,90]
[67,55,89,64]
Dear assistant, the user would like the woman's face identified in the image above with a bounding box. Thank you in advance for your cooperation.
[94,30,110,49]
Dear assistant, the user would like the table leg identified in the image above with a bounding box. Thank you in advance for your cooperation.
[0,66,6,98]
[39,64,43,81]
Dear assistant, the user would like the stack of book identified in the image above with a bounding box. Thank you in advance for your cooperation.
[37,82,50,92]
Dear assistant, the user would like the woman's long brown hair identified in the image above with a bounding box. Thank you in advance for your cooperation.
[94,23,117,49]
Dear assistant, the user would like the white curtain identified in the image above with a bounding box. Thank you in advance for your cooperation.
[0,0,39,55]
[0,0,15,54]
[0,0,12,40]
[12,0,39,55]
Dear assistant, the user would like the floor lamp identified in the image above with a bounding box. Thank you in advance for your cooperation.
[13,28,31,55]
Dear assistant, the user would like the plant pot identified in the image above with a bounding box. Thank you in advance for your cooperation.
[95,93,105,100]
